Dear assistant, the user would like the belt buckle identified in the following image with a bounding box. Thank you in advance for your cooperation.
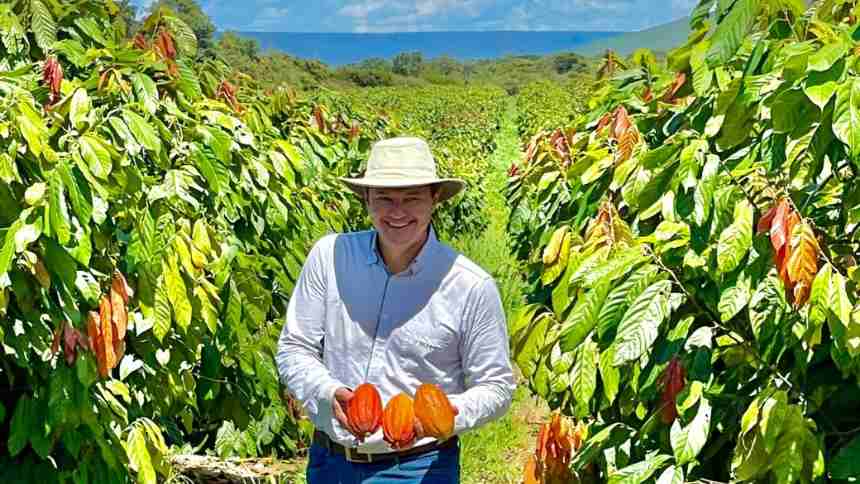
[345,446,372,464]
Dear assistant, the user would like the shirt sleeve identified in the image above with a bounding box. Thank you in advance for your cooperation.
[276,236,351,442]
[447,277,516,435]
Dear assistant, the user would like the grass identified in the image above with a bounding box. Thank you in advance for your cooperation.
[453,99,547,484]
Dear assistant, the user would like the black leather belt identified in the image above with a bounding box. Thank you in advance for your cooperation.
[312,430,458,464]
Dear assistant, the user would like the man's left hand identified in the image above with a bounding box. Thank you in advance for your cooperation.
[413,405,459,441]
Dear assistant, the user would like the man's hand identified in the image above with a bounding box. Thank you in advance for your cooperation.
[332,386,364,440]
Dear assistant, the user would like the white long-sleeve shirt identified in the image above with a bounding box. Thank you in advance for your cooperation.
[276,227,515,454]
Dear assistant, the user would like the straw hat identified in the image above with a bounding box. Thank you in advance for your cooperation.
[339,137,465,203]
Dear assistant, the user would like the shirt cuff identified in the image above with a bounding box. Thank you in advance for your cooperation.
[316,380,358,445]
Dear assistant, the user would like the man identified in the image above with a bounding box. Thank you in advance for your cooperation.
[276,136,515,483]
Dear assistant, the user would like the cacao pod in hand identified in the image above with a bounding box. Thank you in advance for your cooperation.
[414,383,456,440]
[382,393,416,449]
[347,383,383,441]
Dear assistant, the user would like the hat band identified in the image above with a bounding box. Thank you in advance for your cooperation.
[363,167,438,179]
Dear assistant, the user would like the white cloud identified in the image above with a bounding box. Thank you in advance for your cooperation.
[339,0,389,18]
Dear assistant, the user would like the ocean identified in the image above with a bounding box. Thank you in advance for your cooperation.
[230,31,622,66]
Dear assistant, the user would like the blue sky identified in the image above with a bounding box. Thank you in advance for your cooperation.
[132,0,699,33]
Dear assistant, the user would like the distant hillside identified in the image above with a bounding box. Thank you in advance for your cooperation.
[573,17,691,56]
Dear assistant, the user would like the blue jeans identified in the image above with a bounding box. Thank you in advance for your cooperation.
[306,440,461,483]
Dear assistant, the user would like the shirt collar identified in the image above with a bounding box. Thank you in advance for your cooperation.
[367,226,438,276]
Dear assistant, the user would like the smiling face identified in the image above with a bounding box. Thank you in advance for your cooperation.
[366,185,438,254]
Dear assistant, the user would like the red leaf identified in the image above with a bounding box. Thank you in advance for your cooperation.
[659,357,686,424]
[769,199,791,253]
[155,29,177,60]
[661,71,687,103]
[610,106,632,141]
[757,203,778,234]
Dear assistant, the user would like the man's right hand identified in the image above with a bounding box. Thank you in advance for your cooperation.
[332,386,365,440]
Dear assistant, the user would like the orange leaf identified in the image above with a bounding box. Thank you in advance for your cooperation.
[524,454,541,484]
[785,222,819,307]
[110,282,128,343]
[616,128,639,164]
[100,295,117,373]
[610,106,632,141]
[112,270,133,303]
[87,311,107,378]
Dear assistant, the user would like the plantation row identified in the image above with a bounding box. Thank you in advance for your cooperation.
[0,1,505,481]
[511,1,860,483]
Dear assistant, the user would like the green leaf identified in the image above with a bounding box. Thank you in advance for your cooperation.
[29,0,57,53]
[149,168,202,209]
[44,238,77,288]
[74,17,110,47]
[78,135,112,180]
[807,38,850,72]
[164,254,192,333]
[177,59,203,100]
[559,276,611,351]
[571,340,598,417]
[74,271,100,305]
[771,88,818,134]
[831,435,860,480]
[833,77,860,161]
[69,88,91,131]
[597,264,662,341]
[706,0,761,67]
[122,109,162,153]
[162,15,198,57]
[759,390,788,454]
[126,425,156,484]
[8,395,36,457]
[655,466,684,484]
[572,423,632,471]
[194,286,218,334]
[153,274,172,342]
[670,398,712,465]
[718,268,751,322]
[131,73,159,116]
[608,452,673,484]
[599,347,620,404]
[197,127,233,164]
[16,100,47,157]
[57,159,92,226]
[48,171,71,245]
[717,200,753,274]
[0,218,24,276]
[805,58,845,109]
[613,280,672,366]
[53,39,87,67]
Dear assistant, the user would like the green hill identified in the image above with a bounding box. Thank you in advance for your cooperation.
[573,17,691,56]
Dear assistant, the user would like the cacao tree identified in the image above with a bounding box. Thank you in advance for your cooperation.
[0,0,499,481]
[510,0,860,482]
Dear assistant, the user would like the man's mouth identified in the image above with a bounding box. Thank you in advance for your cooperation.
[386,221,412,229]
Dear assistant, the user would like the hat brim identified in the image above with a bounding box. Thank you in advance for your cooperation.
[339,177,466,204]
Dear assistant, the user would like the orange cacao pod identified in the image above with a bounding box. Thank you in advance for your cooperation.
[414,383,456,440]
[347,383,383,440]
[382,393,415,449]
